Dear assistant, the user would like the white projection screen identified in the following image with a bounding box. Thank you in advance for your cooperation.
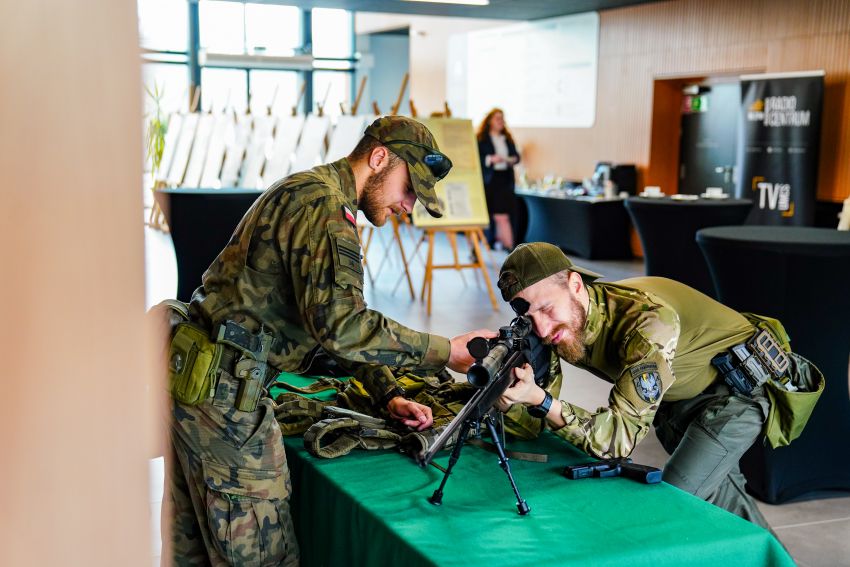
[448,12,599,128]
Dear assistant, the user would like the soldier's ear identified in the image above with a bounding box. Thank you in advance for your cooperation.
[568,271,584,294]
[369,146,390,171]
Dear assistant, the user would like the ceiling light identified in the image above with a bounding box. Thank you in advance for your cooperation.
[401,0,490,6]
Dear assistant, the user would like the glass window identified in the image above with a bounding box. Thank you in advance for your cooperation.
[201,68,248,113]
[313,71,351,119]
[142,63,191,115]
[250,70,301,115]
[245,4,301,55]
[199,0,245,54]
[312,8,352,59]
[138,0,188,52]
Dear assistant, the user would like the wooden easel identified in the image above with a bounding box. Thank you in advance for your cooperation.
[420,226,499,315]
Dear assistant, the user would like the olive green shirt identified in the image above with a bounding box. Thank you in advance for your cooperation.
[189,159,450,401]
[510,277,756,459]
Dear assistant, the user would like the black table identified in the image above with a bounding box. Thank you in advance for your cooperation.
[155,189,263,301]
[518,190,632,259]
[625,197,752,297]
[696,226,850,503]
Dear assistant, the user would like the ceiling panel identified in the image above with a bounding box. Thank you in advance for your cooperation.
[235,0,664,21]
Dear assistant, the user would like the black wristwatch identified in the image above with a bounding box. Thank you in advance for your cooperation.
[527,391,554,419]
[379,386,406,409]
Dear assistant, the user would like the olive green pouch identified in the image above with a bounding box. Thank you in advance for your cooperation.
[763,352,824,448]
[169,323,222,405]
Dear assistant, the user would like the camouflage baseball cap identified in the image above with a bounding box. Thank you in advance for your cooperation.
[497,242,603,301]
[363,116,452,218]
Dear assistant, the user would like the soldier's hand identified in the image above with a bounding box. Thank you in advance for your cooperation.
[448,328,498,373]
[501,363,546,407]
[387,397,433,431]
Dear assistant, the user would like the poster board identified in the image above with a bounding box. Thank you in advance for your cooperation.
[166,112,199,186]
[156,112,183,184]
[219,113,252,188]
[291,114,330,174]
[263,115,305,186]
[181,113,215,187]
[411,118,489,228]
[325,115,370,163]
[199,114,232,188]
[239,114,276,189]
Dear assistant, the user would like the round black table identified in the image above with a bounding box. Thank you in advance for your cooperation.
[155,189,264,301]
[625,197,752,297]
[519,190,632,259]
[697,226,850,503]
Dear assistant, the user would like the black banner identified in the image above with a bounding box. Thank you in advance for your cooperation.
[736,72,824,225]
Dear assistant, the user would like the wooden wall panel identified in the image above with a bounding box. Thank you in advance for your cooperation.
[513,0,850,202]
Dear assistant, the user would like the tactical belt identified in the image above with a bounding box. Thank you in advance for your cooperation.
[711,328,795,397]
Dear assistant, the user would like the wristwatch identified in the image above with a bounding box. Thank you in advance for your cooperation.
[527,391,554,419]
[379,386,406,409]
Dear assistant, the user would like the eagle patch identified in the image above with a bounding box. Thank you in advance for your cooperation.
[630,363,661,404]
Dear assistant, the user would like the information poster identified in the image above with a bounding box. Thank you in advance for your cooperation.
[181,113,215,188]
[736,71,824,225]
[291,114,330,174]
[239,114,276,189]
[199,114,232,188]
[156,112,183,185]
[325,115,370,163]
[166,112,199,186]
[411,118,489,228]
[263,114,305,186]
[219,113,252,188]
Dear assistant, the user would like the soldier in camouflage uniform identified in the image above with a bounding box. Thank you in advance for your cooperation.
[166,116,492,566]
[494,242,798,530]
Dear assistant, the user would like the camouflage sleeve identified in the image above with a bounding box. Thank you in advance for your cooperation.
[287,195,450,372]
[553,311,679,459]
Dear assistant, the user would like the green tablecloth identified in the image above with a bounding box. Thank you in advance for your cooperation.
[274,374,793,567]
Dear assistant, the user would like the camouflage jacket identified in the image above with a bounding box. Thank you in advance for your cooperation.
[189,159,450,402]
[513,277,756,459]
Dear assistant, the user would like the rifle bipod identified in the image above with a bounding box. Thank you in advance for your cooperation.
[427,413,531,515]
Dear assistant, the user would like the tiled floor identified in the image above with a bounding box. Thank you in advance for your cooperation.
[145,219,850,566]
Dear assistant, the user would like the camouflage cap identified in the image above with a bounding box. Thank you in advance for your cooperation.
[363,116,452,218]
[497,242,603,301]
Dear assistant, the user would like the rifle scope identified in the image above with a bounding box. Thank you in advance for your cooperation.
[466,316,532,388]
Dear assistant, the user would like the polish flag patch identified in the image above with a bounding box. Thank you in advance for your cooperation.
[342,205,356,226]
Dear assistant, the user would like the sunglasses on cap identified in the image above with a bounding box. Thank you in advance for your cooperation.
[383,140,453,180]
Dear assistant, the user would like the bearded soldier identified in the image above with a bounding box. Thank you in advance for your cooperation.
[164,116,490,566]
[495,242,822,530]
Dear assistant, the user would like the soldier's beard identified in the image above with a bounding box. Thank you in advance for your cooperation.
[550,294,588,364]
[360,160,400,227]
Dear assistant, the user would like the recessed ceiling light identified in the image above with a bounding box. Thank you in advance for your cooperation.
[401,0,490,6]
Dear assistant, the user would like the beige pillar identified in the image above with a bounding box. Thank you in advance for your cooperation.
[0,1,156,564]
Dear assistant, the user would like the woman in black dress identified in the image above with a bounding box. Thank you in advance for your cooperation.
[477,108,520,251]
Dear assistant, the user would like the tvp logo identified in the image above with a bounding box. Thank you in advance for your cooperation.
[752,176,795,217]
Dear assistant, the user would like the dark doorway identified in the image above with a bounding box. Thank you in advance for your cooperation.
[678,81,740,196]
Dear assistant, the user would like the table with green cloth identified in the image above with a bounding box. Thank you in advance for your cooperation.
[271,373,792,567]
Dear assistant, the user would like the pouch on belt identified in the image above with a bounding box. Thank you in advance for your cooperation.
[169,323,222,405]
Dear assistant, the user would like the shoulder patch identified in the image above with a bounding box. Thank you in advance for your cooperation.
[342,205,356,226]
[629,363,661,404]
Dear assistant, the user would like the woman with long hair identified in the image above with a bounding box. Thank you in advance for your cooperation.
[477,108,521,251]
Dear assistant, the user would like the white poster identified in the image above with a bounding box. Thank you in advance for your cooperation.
[263,115,305,185]
[166,112,199,186]
[181,113,215,188]
[199,114,232,188]
[291,114,330,174]
[219,113,253,188]
[156,112,183,184]
[325,115,370,163]
[239,114,276,189]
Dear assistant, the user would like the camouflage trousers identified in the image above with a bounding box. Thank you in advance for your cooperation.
[164,371,299,566]
[655,381,772,530]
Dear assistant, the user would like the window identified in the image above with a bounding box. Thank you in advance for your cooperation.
[313,71,351,119]
[143,63,191,115]
[199,0,245,55]
[246,4,301,55]
[250,70,301,115]
[200,68,248,113]
[138,0,188,52]
[312,8,353,59]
